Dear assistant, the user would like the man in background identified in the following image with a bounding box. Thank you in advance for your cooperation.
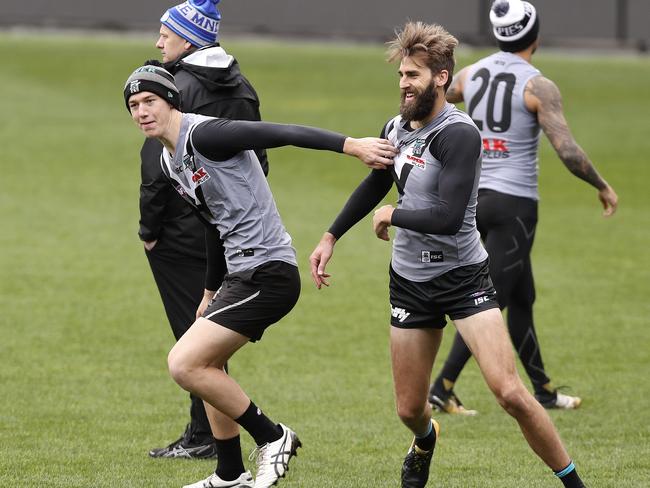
[429,0,618,415]
[139,0,269,459]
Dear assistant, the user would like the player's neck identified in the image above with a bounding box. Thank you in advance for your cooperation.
[159,110,183,156]
[513,46,535,63]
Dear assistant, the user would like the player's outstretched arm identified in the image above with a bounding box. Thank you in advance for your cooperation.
[526,75,619,216]
[309,232,337,289]
[193,119,395,170]
[343,137,397,170]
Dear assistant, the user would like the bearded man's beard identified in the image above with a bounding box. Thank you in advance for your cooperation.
[400,84,437,122]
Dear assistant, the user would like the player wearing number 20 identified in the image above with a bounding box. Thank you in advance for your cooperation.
[429,0,618,415]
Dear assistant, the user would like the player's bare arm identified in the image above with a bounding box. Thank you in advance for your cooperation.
[526,75,618,216]
[445,66,468,103]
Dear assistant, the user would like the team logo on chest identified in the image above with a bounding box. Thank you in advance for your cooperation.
[191,167,211,186]
[174,153,194,174]
[411,138,427,157]
[405,138,427,170]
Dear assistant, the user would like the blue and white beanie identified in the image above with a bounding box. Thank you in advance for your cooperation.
[161,0,221,47]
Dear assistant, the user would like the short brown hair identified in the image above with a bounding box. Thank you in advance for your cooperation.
[386,21,458,91]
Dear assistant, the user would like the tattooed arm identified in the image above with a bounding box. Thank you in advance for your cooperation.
[525,75,618,216]
[446,66,469,103]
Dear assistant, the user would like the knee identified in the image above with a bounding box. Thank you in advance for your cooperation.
[396,399,427,426]
[492,380,530,417]
[167,348,195,391]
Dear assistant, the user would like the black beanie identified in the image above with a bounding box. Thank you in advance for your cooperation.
[123,64,181,112]
[490,0,540,53]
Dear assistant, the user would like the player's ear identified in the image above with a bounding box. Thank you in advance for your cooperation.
[434,70,449,88]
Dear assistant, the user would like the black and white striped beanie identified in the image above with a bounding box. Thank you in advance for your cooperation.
[123,64,181,112]
[490,0,540,53]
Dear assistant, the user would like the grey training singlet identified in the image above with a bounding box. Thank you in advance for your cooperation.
[161,113,297,273]
[463,51,542,200]
[387,103,488,282]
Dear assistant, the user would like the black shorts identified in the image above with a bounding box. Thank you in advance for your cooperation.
[203,260,301,342]
[389,260,498,329]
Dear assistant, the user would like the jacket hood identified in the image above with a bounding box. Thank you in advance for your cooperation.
[165,45,242,90]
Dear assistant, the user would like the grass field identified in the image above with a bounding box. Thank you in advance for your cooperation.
[1,31,649,487]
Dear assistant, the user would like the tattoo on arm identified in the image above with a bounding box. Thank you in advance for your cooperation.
[445,68,466,103]
[529,76,606,190]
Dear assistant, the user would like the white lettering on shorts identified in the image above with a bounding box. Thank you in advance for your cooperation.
[391,305,411,323]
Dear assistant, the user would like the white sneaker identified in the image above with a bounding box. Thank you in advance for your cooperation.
[536,388,582,410]
[251,424,301,488]
[182,471,254,488]
[554,392,582,409]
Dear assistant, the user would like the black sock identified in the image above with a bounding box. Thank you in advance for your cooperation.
[215,435,245,481]
[555,461,585,488]
[235,401,282,446]
[433,332,473,394]
[414,420,437,452]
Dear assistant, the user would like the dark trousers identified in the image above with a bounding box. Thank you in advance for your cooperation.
[437,190,551,395]
[145,247,212,438]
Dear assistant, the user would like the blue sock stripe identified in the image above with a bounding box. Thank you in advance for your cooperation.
[554,461,575,478]
[415,420,433,439]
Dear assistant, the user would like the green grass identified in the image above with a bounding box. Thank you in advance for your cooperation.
[1,32,649,487]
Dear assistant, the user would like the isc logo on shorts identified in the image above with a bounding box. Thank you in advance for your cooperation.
[391,305,411,323]
[474,295,490,306]
[469,290,492,306]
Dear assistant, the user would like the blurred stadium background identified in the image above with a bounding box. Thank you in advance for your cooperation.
[1,0,649,50]
[1,1,649,487]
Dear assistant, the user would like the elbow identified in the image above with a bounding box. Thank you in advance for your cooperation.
[438,217,463,235]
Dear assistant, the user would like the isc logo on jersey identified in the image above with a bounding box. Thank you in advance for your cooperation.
[191,167,211,186]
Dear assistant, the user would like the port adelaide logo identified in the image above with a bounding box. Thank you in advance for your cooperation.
[406,138,427,170]
[411,138,427,157]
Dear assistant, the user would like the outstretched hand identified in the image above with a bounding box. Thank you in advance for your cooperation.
[343,137,397,170]
[598,184,618,217]
[309,233,337,289]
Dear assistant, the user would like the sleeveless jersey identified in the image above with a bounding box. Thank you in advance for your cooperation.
[386,103,488,281]
[160,113,297,273]
[463,51,542,200]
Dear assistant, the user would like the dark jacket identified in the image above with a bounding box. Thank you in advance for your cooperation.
[138,45,268,259]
